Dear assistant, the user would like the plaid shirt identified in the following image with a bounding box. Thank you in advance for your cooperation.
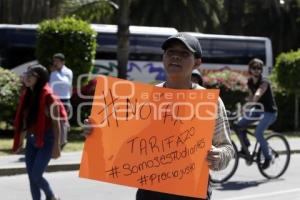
[212,97,235,170]
[194,84,234,170]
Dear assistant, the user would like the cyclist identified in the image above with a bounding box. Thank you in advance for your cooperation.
[236,58,277,169]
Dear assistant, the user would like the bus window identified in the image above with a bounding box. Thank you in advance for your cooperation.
[7,46,35,69]
[209,39,248,64]
[247,40,266,63]
[190,32,272,76]
[0,27,36,69]
[132,35,165,54]
[198,39,210,57]
[96,33,118,52]
[97,33,166,54]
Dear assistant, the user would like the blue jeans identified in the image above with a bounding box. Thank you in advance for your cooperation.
[236,108,277,160]
[25,129,55,200]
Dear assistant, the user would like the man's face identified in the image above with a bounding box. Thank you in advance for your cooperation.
[163,41,201,80]
[249,65,263,78]
[52,58,64,70]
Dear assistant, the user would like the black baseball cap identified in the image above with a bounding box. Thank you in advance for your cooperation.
[53,53,65,61]
[162,32,202,58]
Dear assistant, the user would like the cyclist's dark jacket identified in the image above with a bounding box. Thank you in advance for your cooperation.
[247,76,277,113]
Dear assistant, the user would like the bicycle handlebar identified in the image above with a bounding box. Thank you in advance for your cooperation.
[226,110,238,119]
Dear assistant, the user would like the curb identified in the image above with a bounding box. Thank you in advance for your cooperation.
[0,163,79,176]
[0,150,299,177]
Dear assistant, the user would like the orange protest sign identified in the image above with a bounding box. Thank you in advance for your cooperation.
[79,76,219,198]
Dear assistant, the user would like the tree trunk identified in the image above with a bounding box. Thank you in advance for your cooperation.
[117,0,130,79]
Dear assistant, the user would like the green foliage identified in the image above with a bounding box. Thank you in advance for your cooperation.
[64,0,116,23]
[36,17,97,85]
[0,67,22,127]
[271,90,297,131]
[273,49,300,93]
[203,69,248,110]
[130,0,224,32]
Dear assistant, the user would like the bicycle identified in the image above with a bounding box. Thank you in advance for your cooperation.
[210,110,291,183]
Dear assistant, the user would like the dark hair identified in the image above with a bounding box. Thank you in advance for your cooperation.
[53,53,65,61]
[248,58,264,74]
[23,64,49,127]
[191,69,203,86]
[192,74,203,86]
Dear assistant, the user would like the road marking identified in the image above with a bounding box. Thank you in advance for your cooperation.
[220,188,300,200]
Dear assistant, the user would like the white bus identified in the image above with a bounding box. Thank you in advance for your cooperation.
[189,32,273,77]
[0,24,177,83]
[90,24,177,83]
[0,24,273,83]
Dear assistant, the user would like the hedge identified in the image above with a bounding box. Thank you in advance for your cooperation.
[273,49,300,92]
[36,17,97,85]
[0,67,22,128]
[271,90,299,131]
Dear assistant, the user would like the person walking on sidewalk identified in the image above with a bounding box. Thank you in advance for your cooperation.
[49,53,73,149]
[13,64,66,200]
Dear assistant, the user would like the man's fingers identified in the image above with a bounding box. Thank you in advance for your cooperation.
[207,150,221,169]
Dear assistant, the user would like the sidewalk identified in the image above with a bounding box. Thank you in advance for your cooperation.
[1,138,300,176]
[0,151,81,176]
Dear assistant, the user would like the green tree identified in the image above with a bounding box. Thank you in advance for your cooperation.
[0,0,64,23]
[0,67,21,128]
[63,0,118,23]
[222,0,245,34]
[273,50,300,130]
[63,0,130,79]
[222,0,300,56]
[36,17,97,85]
[130,0,224,33]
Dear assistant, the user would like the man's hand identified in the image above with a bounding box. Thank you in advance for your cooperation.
[82,118,93,138]
[207,146,222,171]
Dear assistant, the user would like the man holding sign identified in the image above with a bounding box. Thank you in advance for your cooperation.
[81,33,234,200]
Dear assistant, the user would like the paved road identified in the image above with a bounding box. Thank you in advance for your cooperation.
[213,153,300,200]
[1,154,299,200]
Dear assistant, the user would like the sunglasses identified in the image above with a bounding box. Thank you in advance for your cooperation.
[250,67,262,71]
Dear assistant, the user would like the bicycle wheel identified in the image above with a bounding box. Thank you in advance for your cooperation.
[210,141,239,183]
[257,133,291,179]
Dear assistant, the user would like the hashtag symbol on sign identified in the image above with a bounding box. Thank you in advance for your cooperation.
[105,166,120,179]
[137,175,148,186]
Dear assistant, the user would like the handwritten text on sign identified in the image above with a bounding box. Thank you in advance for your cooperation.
[79,76,219,198]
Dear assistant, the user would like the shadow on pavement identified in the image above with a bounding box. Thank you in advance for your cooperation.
[212,178,285,191]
